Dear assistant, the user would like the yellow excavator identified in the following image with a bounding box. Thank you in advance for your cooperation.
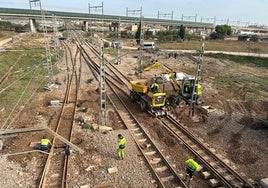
[129,76,170,117]
[144,60,202,107]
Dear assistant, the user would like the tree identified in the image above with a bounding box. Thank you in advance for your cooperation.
[210,24,232,39]
[250,35,259,42]
[179,24,186,41]
[135,22,142,44]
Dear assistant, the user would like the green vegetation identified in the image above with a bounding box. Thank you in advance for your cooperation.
[213,72,268,100]
[62,31,68,38]
[179,24,186,40]
[135,21,142,44]
[0,31,13,39]
[0,21,30,32]
[0,30,61,120]
[158,40,268,54]
[207,53,268,68]
[238,35,259,42]
[210,24,232,39]
[0,49,48,118]
[0,49,47,82]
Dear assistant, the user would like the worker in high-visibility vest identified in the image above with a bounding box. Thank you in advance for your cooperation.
[150,82,159,93]
[185,158,199,180]
[40,136,51,152]
[197,84,202,96]
[117,134,126,160]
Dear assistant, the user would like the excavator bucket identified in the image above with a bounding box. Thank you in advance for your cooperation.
[130,80,148,93]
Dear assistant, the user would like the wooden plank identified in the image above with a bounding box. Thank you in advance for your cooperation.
[0,126,84,154]
[0,150,49,157]
[46,127,84,154]
[0,126,47,135]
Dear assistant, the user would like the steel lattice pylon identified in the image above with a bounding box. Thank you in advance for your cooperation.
[189,43,204,117]
[30,0,54,83]
[52,15,60,61]
[99,40,106,126]
[41,9,54,83]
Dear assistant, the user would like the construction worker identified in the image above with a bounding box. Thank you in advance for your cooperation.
[185,158,199,181]
[40,136,51,152]
[197,83,202,96]
[117,134,126,160]
[150,82,159,93]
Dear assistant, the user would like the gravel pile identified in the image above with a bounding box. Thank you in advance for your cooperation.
[194,109,268,182]
[0,156,39,187]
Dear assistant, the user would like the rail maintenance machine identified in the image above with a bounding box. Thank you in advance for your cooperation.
[143,60,203,108]
[129,77,170,117]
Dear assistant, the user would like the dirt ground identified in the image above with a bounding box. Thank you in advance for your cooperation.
[0,36,267,187]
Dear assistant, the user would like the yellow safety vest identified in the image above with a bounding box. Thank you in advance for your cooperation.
[41,138,50,146]
[151,83,158,89]
[186,159,199,171]
[118,137,126,148]
[197,84,202,95]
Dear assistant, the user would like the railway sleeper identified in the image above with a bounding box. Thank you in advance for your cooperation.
[140,143,151,149]
[209,178,222,187]
[130,127,140,131]
[145,151,156,155]
[49,173,61,178]
[135,132,143,136]
[138,138,147,142]
[202,171,213,179]
[149,157,162,164]
[155,166,168,172]
[160,175,174,182]
[45,183,60,188]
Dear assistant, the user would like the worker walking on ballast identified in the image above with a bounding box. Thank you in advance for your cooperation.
[117,134,126,160]
[185,158,199,184]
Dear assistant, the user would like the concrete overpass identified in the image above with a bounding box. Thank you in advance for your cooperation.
[0,8,214,31]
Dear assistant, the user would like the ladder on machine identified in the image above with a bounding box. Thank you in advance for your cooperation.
[189,43,204,117]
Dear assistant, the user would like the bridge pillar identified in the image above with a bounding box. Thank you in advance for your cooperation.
[29,19,37,33]
[167,25,170,30]
[83,21,89,31]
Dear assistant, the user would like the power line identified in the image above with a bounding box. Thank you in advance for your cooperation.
[158,11,173,20]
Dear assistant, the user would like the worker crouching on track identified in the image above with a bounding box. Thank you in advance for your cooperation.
[40,136,51,152]
[185,158,199,181]
[117,134,126,160]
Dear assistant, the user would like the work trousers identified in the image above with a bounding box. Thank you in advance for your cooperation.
[186,166,195,179]
[117,148,125,159]
[40,145,49,152]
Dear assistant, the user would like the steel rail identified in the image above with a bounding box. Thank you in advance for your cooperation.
[159,115,255,188]
[38,40,80,188]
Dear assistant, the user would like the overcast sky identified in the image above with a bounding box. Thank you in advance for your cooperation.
[1,0,268,25]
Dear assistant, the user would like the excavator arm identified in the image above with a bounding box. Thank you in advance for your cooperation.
[144,61,181,92]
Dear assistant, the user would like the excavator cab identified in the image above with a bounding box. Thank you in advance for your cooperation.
[147,76,166,106]
[181,77,203,105]
[181,78,195,97]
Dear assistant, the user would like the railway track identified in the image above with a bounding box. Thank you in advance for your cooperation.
[65,30,256,187]
[38,39,81,188]
[106,81,187,188]
[73,35,186,187]
[91,46,255,187]
[157,115,255,188]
